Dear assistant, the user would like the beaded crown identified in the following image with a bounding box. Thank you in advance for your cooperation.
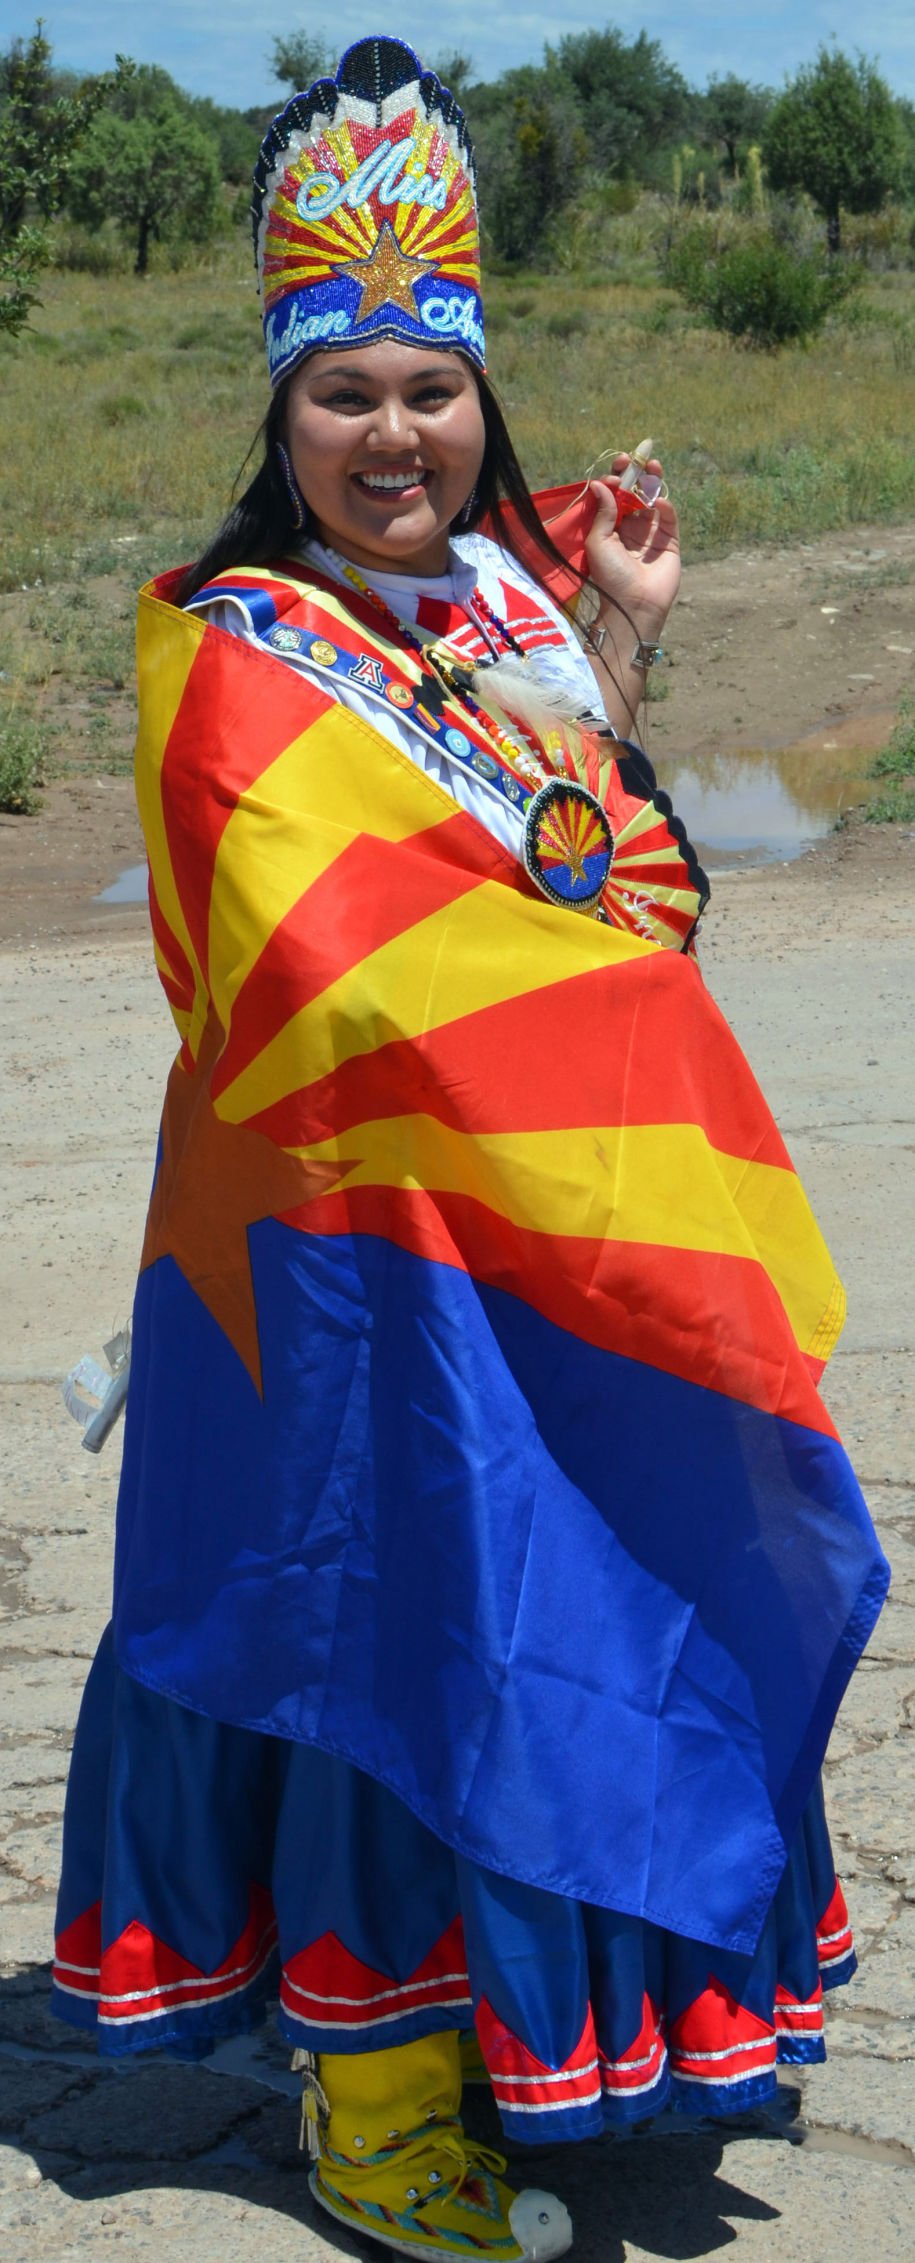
[252,36,485,386]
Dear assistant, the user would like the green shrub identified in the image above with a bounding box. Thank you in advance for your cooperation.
[870,693,915,778]
[664,224,859,347]
[865,779,915,822]
[595,179,640,217]
[639,297,681,337]
[0,714,48,813]
[865,693,915,822]
[96,392,147,426]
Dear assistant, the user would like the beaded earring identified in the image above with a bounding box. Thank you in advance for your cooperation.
[455,484,480,530]
[276,442,308,532]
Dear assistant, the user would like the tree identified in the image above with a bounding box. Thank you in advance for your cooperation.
[763,48,904,252]
[271,34,330,91]
[431,54,475,105]
[67,67,221,273]
[469,67,583,266]
[897,98,915,200]
[0,23,125,334]
[702,76,773,176]
[548,28,689,177]
[189,96,259,185]
[487,91,571,265]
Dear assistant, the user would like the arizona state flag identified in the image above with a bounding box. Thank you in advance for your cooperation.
[112,571,888,1959]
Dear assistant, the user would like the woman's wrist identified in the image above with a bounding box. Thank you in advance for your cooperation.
[588,602,672,735]
[594,598,670,648]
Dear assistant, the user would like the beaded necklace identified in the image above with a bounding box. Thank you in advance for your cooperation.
[465,583,527,664]
[325,549,549,792]
[313,547,617,920]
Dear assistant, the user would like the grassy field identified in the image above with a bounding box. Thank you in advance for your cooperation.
[2,239,915,801]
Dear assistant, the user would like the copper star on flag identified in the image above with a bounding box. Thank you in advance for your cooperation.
[341,223,437,322]
[140,1024,349,1396]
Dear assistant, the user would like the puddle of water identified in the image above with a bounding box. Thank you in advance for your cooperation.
[95,861,147,906]
[788,2119,915,2171]
[0,1537,27,1614]
[660,721,878,870]
[207,2028,299,2097]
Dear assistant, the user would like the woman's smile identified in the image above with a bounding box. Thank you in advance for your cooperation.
[354,468,429,494]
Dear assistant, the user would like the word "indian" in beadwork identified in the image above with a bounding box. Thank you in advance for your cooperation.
[297,138,449,222]
[265,304,350,361]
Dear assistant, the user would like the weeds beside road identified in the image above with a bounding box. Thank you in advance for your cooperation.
[866,695,915,822]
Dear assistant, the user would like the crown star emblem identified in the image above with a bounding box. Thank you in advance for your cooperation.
[341,222,437,323]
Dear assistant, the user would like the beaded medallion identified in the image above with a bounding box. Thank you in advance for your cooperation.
[523,779,615,913]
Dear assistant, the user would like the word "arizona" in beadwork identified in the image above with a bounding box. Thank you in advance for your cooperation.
[297,138,449,223]
[421,294,486,354]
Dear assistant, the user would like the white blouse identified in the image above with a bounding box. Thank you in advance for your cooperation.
[187,534,606,863]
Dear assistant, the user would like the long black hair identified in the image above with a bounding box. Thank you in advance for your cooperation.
[174,365,591,614]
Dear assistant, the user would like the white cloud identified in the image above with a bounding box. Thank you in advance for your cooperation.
[35,0,915,108]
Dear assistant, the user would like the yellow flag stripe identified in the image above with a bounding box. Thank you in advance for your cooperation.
[291,1113,838,1357]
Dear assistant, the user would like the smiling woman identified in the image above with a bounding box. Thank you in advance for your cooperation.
[50,32,888,2263]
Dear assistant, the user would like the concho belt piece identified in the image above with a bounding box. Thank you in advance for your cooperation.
[523,778,615,914]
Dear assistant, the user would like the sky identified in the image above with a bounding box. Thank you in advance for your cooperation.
[5,0,915,109]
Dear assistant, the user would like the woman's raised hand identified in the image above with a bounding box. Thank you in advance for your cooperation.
[584,455,681,639]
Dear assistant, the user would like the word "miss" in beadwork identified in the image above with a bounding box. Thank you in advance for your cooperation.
[296,138,450,223]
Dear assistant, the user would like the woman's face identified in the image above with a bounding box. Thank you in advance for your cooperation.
[285,341,486,576]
